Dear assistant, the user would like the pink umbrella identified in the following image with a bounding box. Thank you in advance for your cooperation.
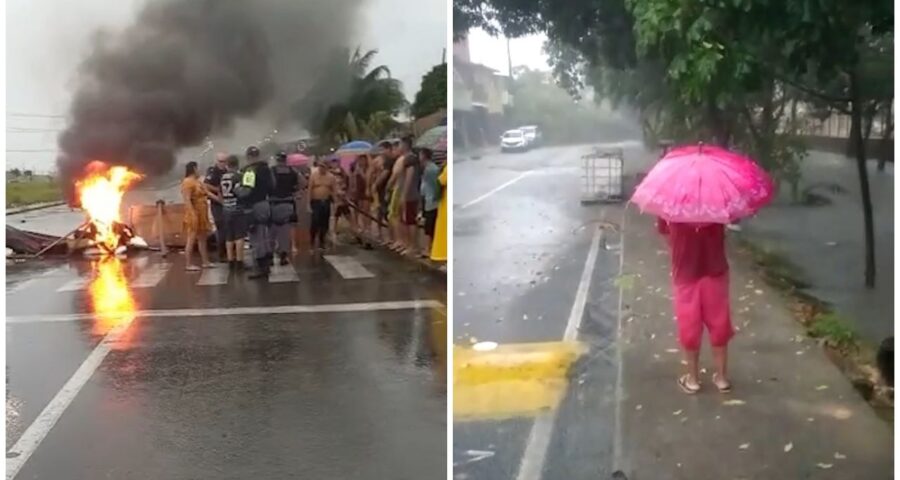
[287,153,309,167]
[631,144,774,224]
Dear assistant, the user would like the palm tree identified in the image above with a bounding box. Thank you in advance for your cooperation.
[295,47,407,145]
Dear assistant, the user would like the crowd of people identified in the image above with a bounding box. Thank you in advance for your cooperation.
[179,135,447,279]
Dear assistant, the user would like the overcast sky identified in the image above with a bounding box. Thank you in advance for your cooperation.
[5,0,446,172]
[466,28,550,75]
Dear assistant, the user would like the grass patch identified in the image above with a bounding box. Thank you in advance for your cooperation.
[6,178,62,208]
[809,312,859,351]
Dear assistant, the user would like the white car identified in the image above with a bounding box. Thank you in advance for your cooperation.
[519,125,542,147]
[500,129,528,152]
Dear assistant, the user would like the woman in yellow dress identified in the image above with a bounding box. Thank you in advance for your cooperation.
[430,163,447,262]
[182,161,217,271]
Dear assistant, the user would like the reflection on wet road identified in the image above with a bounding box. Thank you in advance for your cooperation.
[453,142,647,480]
[7,242,446,479]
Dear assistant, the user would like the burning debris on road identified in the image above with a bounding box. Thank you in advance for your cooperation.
[75,162,143,255]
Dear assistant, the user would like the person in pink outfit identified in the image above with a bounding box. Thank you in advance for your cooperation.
[657,218,734,394]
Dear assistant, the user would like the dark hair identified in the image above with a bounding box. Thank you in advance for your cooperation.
[378,140,393,150]
[401,135,414,150]
[226,155,240,169]
[419,148,433,160]
[185,161,198,177]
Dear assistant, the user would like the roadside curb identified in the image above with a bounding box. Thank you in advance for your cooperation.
[7,201,67,216]
[353,231,446,276]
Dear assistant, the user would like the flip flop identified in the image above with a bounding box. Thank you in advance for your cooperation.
[712,373,732,393]
[185,265,201,272]
[678,374,701,395]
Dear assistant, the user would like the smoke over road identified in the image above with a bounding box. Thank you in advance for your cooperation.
[56,0,366,201]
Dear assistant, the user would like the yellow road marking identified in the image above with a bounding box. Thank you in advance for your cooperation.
[453,342,585,422]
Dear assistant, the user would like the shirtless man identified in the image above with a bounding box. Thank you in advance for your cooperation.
[372,141,395,243]
[307,158,336,253]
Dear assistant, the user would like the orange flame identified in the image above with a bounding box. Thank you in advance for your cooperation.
[88,257,137,335]
[76,162,142,252]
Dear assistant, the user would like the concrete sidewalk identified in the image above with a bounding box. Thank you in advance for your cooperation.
[615,207,892,479]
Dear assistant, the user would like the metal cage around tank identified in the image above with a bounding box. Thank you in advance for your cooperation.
[580,147,624,204]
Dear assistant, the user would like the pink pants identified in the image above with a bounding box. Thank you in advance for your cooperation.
[672,274,734,351]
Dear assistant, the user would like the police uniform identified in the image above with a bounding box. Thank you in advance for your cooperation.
[238,147,275,277]
[270,155,299,264]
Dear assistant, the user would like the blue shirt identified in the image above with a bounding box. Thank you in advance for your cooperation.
[420,162,440,211]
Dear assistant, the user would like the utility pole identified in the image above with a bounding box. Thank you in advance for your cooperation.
[506,37,513,79]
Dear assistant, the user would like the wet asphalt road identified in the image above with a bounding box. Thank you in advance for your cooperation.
[452,142,650,480]
[7,218,446,478]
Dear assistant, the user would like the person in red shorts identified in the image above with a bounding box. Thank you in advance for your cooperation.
[658,218,734,394]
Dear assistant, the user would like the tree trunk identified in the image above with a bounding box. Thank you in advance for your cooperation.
[877,102,893,172]
[850,70,876,288]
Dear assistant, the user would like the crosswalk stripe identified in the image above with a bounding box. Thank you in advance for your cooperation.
[7,267,66,293]
[130,263,171,288]
[197,264,230,286]
[323,255,374,279]
[57,277,91,292]
[269,263,299,283]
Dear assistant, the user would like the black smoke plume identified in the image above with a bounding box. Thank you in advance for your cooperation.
[57,0,365,202]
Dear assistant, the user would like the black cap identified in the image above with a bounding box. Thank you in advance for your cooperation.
[246,146,260,158]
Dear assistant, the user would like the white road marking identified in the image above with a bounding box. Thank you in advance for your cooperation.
[7,299,445,324]
[269,263,299,283]
[461,171,531,209]
[6,267,66,294]
[5,298,444,478]
[130,263,171,288]
[324,255,375,279]
[563,225,603,341]
[196,264,230,286]
[612,210,629,473]
[6,316,137,480]
[515,222,604,480]
[56,276,90,292]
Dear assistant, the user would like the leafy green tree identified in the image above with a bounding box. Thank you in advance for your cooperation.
[295,47,407,146]
[457,0,892,288]
[412,63,447,119]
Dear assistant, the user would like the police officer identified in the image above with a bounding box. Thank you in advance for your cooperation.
[270,151,299,266]
[238,145,275,279]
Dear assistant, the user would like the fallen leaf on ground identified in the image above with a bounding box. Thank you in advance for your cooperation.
[834,452,846,460]
[672,410,682,416]
[815,385,829,391]
[723,399,746,406]
[796,351,805,355]
[715,415,721,420]
[807,417,815,422]
[635,404,642,411]
[739,443,750,450]
[754,289,764,295]
[784,442,793,453]
[650,333,656,340]
[816,463,833,469]
[667,349,680,353]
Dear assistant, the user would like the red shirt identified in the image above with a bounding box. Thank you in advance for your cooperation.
[657,219,728,284]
